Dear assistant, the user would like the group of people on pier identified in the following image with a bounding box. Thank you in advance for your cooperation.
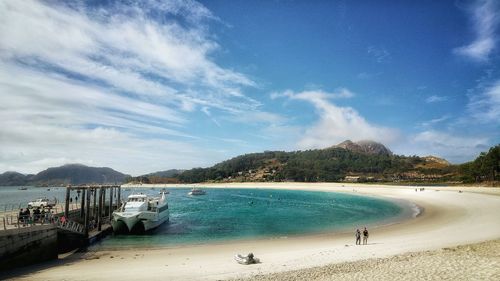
[18,207,53,226]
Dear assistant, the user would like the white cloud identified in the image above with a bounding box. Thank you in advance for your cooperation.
[0,124,216,175]
[367,46,390,63]
[201,106,221,127]
[468,80,500,123]
[0,0,262,174]
[454,0,499,62]
[334,88,356,99]
[425,95,448,103]
[394,130,489,163]
[418,115,451,128]
[275,90,399,149]
[232,111,287,125]
[0,0,257,110]
[271,88,355,100]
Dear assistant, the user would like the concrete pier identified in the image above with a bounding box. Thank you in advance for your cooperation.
[0,184,121,271]
[0,225,57,271]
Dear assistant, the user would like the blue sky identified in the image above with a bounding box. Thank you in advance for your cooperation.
[0,0,499,175]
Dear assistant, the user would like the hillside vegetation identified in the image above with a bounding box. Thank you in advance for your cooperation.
[0,164,129,186]
[3,142,497,186]
[459,145,499,183]
[176,140,462,184]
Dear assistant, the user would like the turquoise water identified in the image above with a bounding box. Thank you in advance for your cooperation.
[0,186,409,249]
[0,186,68,210]
[95,188,407,249]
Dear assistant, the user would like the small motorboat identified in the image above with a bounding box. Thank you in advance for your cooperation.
[18,187,28,190]
[159,188,170,194]
[234,253,259,265]
[188,188,206,196]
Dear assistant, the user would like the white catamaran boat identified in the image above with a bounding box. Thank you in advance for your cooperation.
[112,192,169,233]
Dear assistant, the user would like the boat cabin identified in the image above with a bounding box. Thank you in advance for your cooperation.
[123,194,148,212]
[122,194,167,213]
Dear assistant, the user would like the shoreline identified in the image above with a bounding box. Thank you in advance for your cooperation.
[94,186,421,251]
[3,183,500,280]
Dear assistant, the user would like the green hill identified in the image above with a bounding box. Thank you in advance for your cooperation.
[0,164,129,186]
[177,140,460,184]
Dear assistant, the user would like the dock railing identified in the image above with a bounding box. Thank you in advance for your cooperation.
[1,208,113,233]
[1,211,58,230]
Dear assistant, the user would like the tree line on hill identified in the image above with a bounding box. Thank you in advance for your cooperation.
[1,143,497,186]
[174,144,498,184]
[459,145,499,183]
[175,150,434,183]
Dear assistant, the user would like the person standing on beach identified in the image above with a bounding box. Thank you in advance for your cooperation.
[363,227,369,245]
[355,229,361,245]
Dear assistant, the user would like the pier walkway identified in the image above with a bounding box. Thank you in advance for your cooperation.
[1,185,121,270]
[1,185,120,236]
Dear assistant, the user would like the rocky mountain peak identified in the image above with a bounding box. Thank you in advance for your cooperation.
[334,140,393,156]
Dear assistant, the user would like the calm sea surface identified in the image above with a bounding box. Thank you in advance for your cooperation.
[0,186,410,249]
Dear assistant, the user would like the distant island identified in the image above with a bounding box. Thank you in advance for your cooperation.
[1,140,498,186]
[0,164,129,186]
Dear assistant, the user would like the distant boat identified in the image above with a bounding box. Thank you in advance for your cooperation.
[159,188,170,194]
[188,188,206,196]
[112,193,169,233]
[47,188,50,191]
[18,187,27,190]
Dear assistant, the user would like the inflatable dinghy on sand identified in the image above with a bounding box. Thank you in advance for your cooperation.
[234,253,260,265]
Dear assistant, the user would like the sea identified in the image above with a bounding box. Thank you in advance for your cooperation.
[0,186,414,249]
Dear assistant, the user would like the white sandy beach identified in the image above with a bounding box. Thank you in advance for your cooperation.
[4,183,500,280]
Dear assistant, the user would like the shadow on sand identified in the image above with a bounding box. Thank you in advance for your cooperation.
[0,250,90,280]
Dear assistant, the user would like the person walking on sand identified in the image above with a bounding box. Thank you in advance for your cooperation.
[355,229,361,245]
[363,227,369,245]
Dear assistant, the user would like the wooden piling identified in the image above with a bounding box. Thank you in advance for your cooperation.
[117,187,121,210]
[102,188,106,218]
[80,189,86,218]
[92,188,97,218]
[97,187,103,231]
[84,187,91,237]
[61,185,120,235]
[64,187,70,218]
[109,187,114,218]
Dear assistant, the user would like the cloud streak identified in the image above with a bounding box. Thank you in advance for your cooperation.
[0,0,261,174]
[454,0,500,62]
[425,95,448,103]
[468,79,500,123]
[398,130,489,163]
[367,46,391,63]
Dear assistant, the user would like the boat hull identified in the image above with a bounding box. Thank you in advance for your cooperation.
[112,209,169,233]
